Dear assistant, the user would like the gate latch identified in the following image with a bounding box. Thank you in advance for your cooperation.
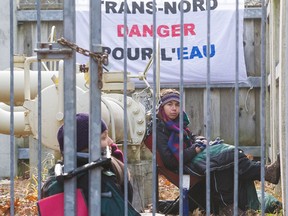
[34,42,73,59]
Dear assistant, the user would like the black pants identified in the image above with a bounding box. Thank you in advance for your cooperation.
[212,157,261,210]
[238,157,261,181]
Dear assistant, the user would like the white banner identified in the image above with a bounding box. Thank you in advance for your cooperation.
[76,0,247,84]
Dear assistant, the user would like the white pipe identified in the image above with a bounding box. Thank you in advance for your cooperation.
[0,69,58,105]
[56,60,64,121]
[24,56,61,101]
[0,102,26,112]
[0,107,30,135]
[0,70,87,106]
[104,97,134,140]
[101,97,116,141]
[49,26,58,71]
[24,56,34,101]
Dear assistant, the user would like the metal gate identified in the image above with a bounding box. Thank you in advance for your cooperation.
[1,0,287,215]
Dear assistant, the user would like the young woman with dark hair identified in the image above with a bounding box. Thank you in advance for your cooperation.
[155,89,280,213]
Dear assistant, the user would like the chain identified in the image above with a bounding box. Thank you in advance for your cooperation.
[57,37,109,89]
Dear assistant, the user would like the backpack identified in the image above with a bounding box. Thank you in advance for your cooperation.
[40,164,140,216]
[101,171,140,216]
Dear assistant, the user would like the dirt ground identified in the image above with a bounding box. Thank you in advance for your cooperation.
[0,175,283,216]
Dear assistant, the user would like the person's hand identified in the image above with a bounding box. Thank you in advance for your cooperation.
[195,146,202,153]
[195,140,206,151]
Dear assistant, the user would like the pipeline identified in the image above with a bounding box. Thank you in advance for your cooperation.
[0,106,30,135]
[0,102,26,112]
[0,69,58,105]
[0,55,149,152]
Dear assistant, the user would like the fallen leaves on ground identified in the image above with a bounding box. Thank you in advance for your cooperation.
[0,178,38,216]
[158,174,179,200]
[0,175,283,216]
[156,175,283,216]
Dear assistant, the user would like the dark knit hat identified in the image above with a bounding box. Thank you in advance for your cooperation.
[160,92,180,106]
[101,119,108,133]
[57,113,108,153]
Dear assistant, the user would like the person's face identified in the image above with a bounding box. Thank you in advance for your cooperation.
[101,130,113,148]
[163,100,180,120]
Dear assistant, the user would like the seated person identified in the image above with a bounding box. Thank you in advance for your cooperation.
[42,113,133,204]
[155,88,281,213]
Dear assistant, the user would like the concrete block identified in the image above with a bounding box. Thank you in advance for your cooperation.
[118,144,142,163]
[128,160,153,212]
[140,143,152,160]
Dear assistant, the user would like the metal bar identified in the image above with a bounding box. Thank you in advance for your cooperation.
[233,1,240,215]
[205,0,211,214]
[17,10,63,21]
[15,8,262,22]
[36,0,42,201]
[285,0,288,212]
[244,8,262,19]
[123,1,129,215]
[56,158,111,181]
[152,1,157,215]
[260,1,267,215]
[135,76,262,89]
[179,1,184,215]
[18,148,30,159]
[9,0,15,215]
[63,0,77,215]
[34,43,73,59]
[89,1,102,215]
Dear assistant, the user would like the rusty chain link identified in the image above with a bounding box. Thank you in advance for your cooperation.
[57,37,108,89]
